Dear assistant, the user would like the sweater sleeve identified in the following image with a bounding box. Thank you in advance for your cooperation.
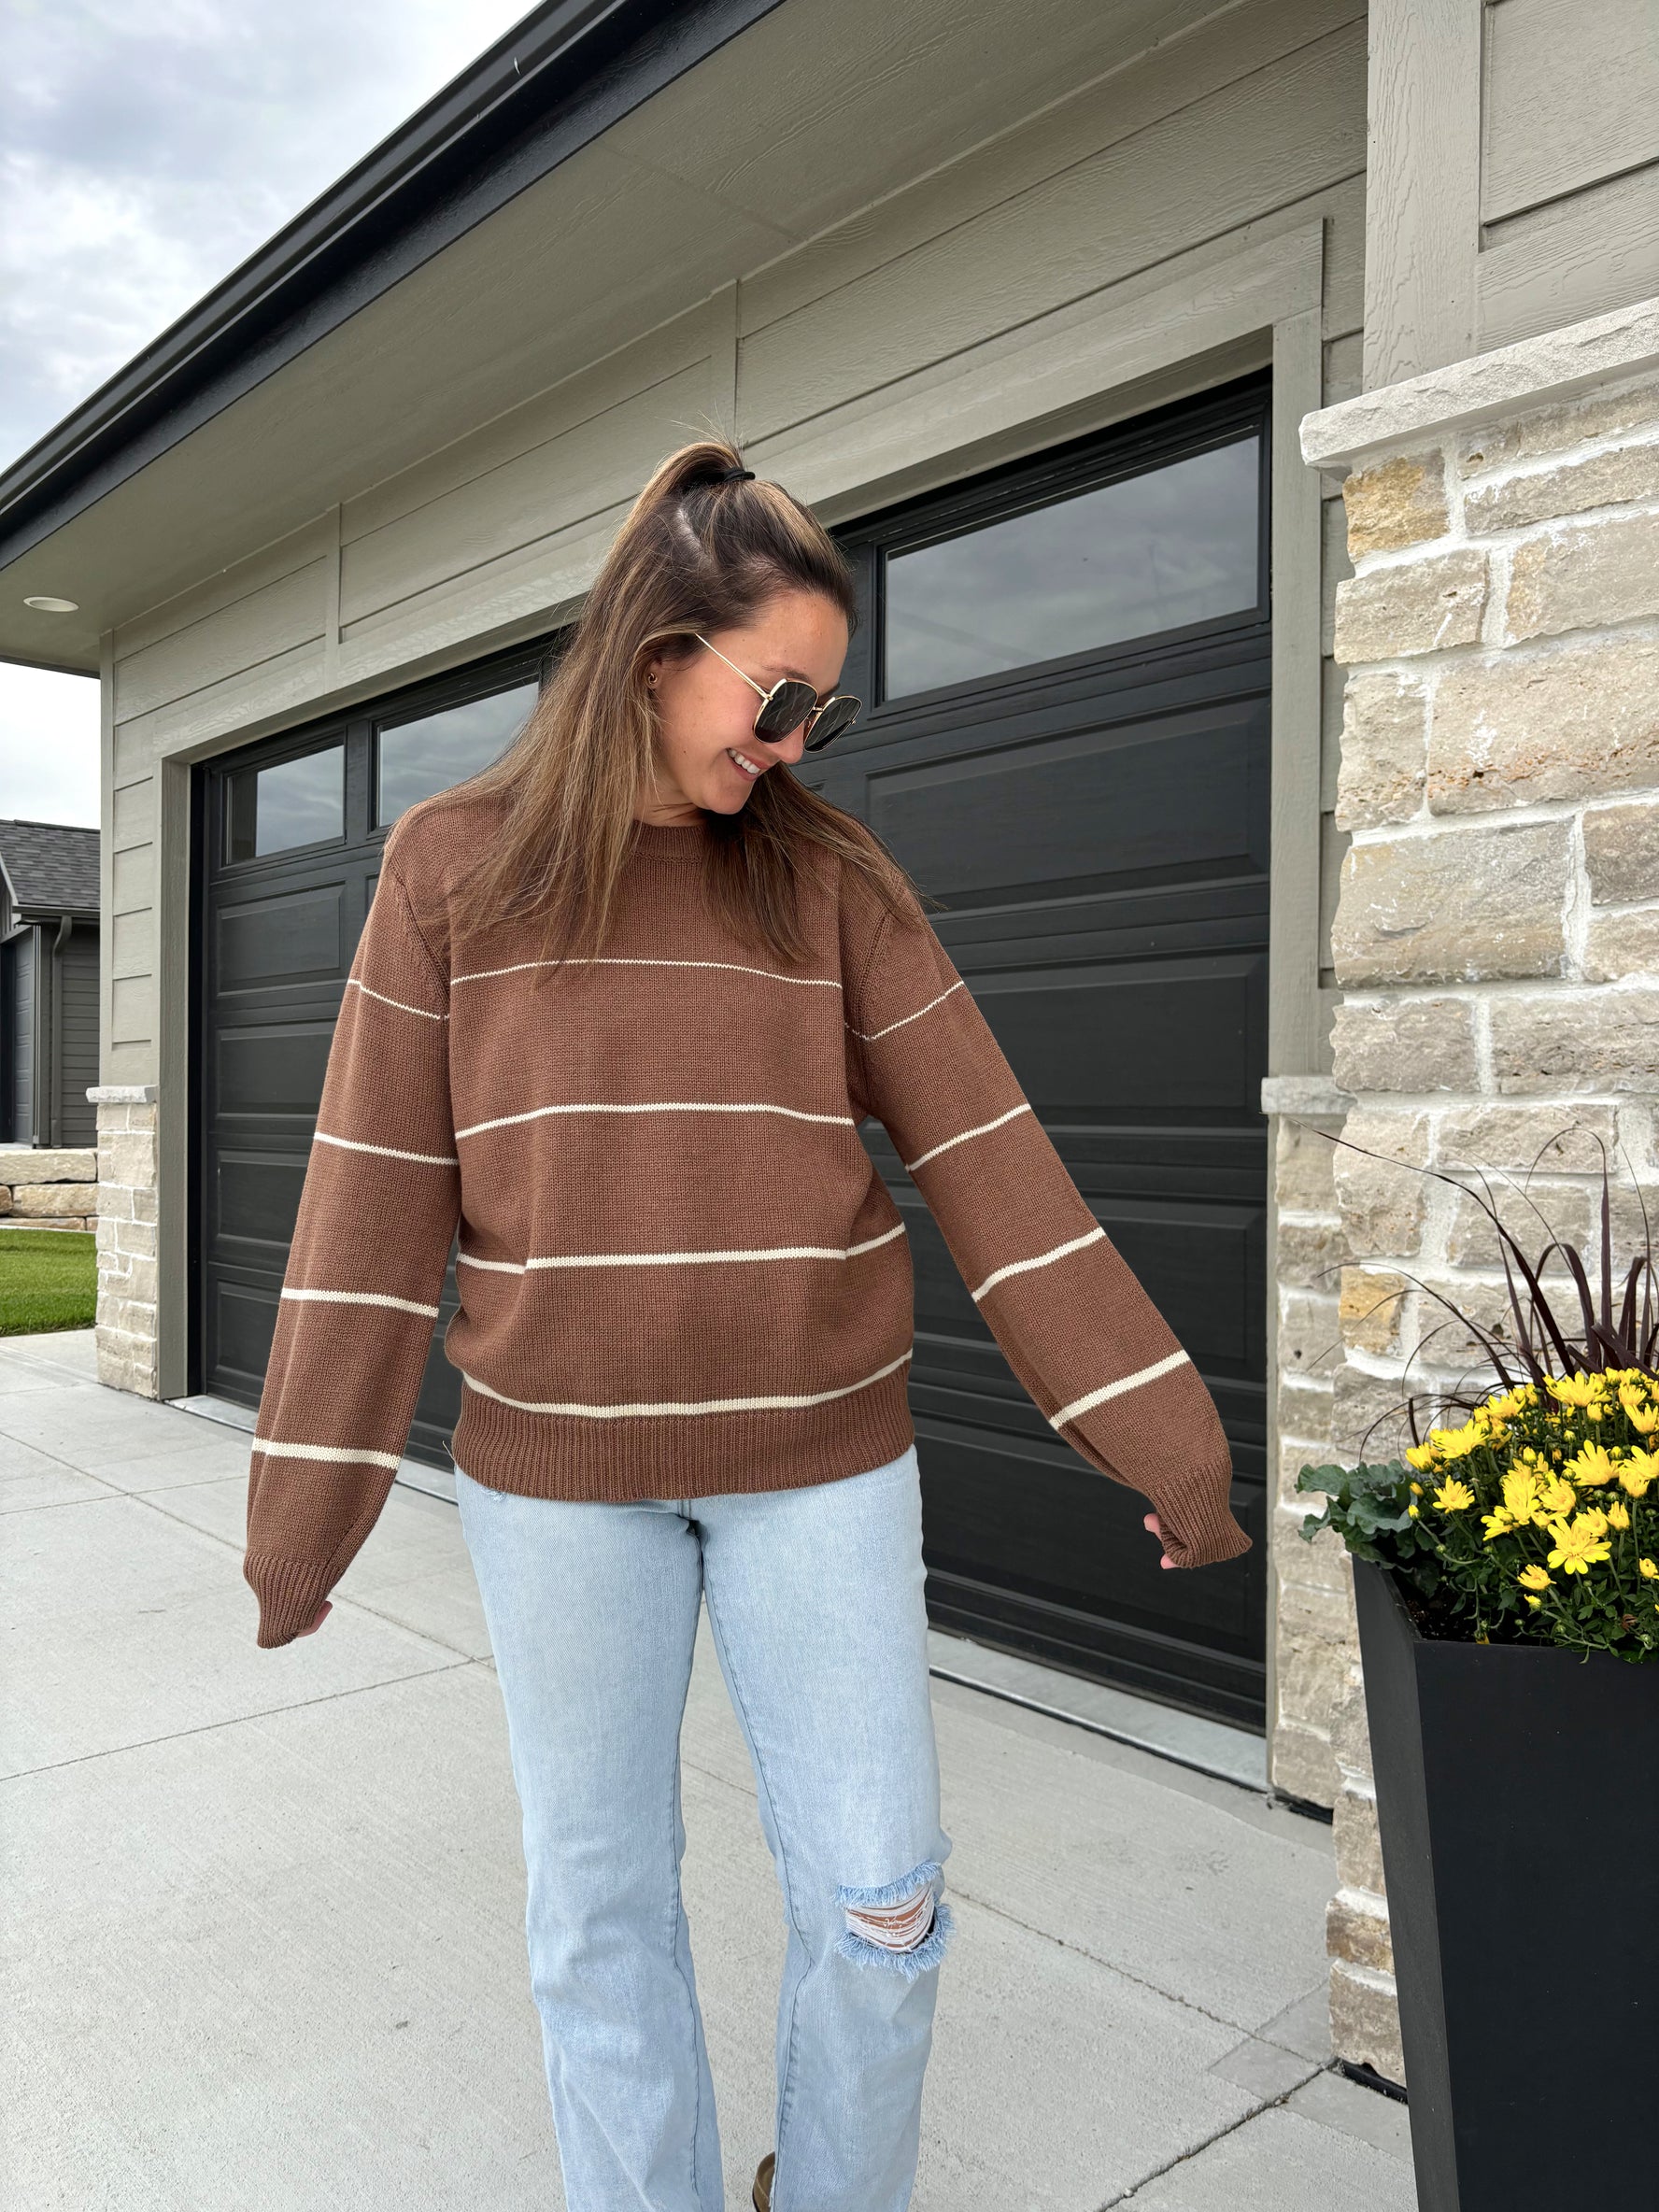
[243,847,461,1647]
[848,888,1250,1570]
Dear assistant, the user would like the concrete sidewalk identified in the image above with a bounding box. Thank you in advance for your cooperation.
[1,1329,1415,2210]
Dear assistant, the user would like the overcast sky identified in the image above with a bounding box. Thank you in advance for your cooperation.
[1,0,535,828]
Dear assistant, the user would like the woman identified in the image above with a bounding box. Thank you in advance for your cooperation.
[243,439,1250,2212]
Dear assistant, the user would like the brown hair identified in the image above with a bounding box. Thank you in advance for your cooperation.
[456,435,927,970]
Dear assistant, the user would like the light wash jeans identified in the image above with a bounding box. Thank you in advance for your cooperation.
[453,1442,952,2212]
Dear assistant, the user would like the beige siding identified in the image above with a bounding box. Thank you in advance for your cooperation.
[737,2,1363,441]
[1364,0,1659,381]
[1482,0,1659,226]
[113,558,329,725]
[339,315,733,653]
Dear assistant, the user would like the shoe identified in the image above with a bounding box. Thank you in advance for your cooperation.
[752,2149,775,2210]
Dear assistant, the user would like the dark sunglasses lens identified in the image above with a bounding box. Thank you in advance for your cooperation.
[804,695,861,750]
[753,680,819,739]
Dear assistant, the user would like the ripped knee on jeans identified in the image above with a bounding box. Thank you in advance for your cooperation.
[834,1860,954,1979]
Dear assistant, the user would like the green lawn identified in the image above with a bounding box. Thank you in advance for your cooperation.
[0,1227,97,1336]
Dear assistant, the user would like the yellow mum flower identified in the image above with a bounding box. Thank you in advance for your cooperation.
[1639,1558,1659,1581]
[1408,1503,1419,1518]
[1618,1384,1659,1435]
[1432,1424,1486,1463]
[1432,1478,1476,1512]
[1620,1447,1659,1497]
[1608,1499,1631,1530]
[1481,1508,1514,1542]
[1525,1594,1543,1609]
[1410,1480,1424,1495]
[1485,1388,1525,1423]
[1538,1475,1578,1516]
[1517,1563,1553,1592]
[1564,1442,1617,1488]
[1548,1372,1602,1409]
[1501,1469,1545,1525]
[1405,1442,1439,1471]
[1546,1514,1613,1574]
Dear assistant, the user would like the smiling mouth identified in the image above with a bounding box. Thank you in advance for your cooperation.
[728,747,766,778]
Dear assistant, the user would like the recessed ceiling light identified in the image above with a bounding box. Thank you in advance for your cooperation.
[23,594,79,614]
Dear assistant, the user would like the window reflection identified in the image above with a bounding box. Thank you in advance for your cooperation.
[376,680,540,827]
[883,434,1260,701]
[225,745,344,861]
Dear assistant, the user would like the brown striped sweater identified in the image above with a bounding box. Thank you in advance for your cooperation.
[244,791,1249,1647]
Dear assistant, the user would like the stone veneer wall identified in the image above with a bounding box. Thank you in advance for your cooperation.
[1294,311,1659,2087]
[88,1084,161,1397]
[0,1147,99,1230]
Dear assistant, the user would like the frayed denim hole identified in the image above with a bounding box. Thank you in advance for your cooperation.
[834,1861,952,1979]
[835,1899,955,1981]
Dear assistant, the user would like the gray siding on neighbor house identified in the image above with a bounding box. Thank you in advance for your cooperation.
[1,924,99,1147]
[54,926,99,1148]
[4,929,36,1145]
[101,0,1369,1088]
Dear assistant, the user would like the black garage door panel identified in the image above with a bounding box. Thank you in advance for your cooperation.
[216,1025,336,1117]
[212,1149,308,1247]
[969,954,1264,1118]
[868,702,1267,897]
[216,883,347,989]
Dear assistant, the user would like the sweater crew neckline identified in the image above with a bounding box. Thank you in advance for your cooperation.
[629,815,716,861]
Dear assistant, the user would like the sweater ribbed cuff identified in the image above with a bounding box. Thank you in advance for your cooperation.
[245,1553,337,1648]
[1146,1456,1253,1569]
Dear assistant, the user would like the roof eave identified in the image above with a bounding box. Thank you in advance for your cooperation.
[0,0,783,573]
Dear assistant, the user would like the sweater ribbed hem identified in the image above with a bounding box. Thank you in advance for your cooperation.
[447,1367,917,1501]
[1145,1453,1253,1569]
[245,1553,339,1649]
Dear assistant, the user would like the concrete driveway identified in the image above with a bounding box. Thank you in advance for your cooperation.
[2,1327,1415,2209]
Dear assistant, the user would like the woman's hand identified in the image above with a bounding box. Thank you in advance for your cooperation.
[1142,1511,1176,1569]
[295,1599,333,1636]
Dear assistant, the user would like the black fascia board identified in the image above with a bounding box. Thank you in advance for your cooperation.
[0,0,785,573]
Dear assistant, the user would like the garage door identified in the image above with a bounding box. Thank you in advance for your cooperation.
[812,372,1270,1725]
[193,645,553,1462]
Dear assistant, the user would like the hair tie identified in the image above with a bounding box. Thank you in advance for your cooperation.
[718,466,755,482]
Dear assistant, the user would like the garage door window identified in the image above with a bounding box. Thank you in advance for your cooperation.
[224,744,344,861]
[375,678,541,827]
[882,432,1260,702]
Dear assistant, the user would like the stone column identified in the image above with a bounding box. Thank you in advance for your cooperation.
[87,1083,161,1397]
[1297,296,1659,2087]
[1265,1078,1354,1812]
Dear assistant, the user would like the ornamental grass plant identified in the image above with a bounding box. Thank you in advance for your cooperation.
[1297,1141,1659,1663]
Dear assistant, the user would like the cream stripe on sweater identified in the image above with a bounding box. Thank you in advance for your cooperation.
[242,792,1249,1647]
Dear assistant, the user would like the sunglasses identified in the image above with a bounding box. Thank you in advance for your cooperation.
[693,634,862,752]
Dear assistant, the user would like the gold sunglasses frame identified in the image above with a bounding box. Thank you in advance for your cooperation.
[692,633,862,752]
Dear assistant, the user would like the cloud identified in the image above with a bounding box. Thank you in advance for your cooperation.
[0,662,98,826]
[1,0,535,467]
[0,0,534,826]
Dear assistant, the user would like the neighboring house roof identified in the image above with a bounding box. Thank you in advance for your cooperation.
[0,818,101,919]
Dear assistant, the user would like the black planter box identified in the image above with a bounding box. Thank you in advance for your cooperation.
[1353,1556,1659,2211]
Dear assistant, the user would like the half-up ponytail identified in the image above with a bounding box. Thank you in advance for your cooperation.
[453,434,922,970]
